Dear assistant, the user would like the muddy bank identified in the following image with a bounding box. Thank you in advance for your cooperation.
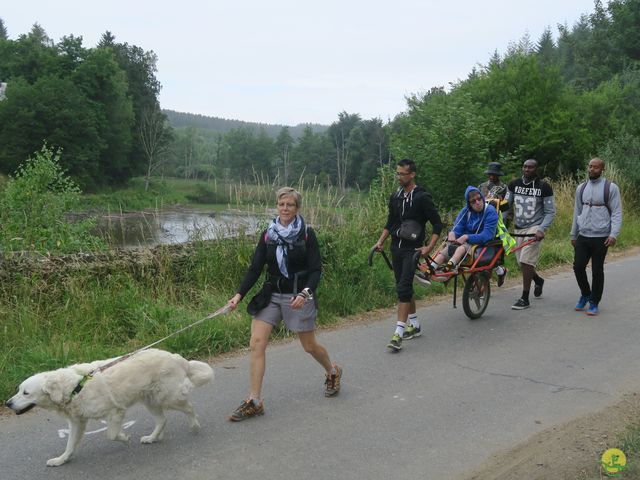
[0,242,202,283]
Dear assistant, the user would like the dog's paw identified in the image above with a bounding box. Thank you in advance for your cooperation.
[140,435,158,444]
[116,433,131,443]
[47,456,68,467]
[190,419,201,433]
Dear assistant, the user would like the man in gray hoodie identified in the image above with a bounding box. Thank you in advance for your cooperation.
[570,158,622,316]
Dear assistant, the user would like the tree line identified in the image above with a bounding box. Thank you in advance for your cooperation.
[0,21,170,190]
[166,0,640,199]
[1,0,639,199]
[163,109,327,138]
[164,112,391,190]
[0,18,392,191]
[391,0,640,206]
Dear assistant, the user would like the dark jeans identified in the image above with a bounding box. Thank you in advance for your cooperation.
[391,247,417,303]
[573,235,609,305]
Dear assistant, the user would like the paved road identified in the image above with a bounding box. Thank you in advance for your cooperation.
[2,254,640,480]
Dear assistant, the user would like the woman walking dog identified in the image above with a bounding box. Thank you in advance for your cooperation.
[227,187,342,421]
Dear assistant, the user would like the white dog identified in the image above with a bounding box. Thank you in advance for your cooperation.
[5,348,213,466]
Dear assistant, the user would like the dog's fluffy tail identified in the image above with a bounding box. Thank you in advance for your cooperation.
[187,360,214,387]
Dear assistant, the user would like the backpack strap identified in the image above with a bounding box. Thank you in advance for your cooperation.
[579,179,612,214]
[578,181,587,206]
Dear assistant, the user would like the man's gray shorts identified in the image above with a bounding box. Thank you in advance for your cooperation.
[254,292,317,333]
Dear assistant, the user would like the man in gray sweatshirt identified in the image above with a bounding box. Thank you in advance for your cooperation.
[570,158,622,316]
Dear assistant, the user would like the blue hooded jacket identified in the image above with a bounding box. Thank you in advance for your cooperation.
[451,186,499,245]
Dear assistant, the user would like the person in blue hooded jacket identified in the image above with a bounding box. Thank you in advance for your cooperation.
[429,186,499,273]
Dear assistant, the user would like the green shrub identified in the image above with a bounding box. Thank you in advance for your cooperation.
[0,145,104,253]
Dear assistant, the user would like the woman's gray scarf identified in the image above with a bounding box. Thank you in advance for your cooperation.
[266,214,305,279]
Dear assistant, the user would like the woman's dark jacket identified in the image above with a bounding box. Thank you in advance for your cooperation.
[236,227,322,297]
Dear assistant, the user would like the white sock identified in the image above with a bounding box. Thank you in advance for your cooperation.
[394,322,406,336]
[408,314,419,328]
[496,265,505,275]
[249,395,261,405]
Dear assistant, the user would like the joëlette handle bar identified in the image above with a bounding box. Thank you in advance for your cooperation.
[412,249,431,268]
[368,247,393,270]
[509,234,539,253]
[412,240,451,267]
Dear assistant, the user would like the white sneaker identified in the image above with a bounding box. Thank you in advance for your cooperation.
[414,272,431,286]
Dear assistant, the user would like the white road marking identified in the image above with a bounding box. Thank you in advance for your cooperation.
[57,420,136,438]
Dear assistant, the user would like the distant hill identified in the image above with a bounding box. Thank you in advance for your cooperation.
[163,110,328,139]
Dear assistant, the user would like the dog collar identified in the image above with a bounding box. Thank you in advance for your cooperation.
[71,374,91,398]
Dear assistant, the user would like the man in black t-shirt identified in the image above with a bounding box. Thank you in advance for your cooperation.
[505,159,556,310]
[373,159,443,351]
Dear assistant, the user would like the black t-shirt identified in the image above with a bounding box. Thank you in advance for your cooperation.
[506,177,556,231]
[384,185,443,249]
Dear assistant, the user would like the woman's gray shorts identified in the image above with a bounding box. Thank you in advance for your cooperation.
[254,292,317,333]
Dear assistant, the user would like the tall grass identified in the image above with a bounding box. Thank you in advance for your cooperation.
[80,174,363,213]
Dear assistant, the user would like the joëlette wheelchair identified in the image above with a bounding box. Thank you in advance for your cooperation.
[369,236,536,320]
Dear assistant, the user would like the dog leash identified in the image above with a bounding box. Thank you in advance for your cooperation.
[69,304,232,398]
[94,304,231,375]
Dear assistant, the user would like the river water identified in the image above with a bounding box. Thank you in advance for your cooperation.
[94,209,265,248]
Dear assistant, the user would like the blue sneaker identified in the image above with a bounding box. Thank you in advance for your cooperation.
[586,302,599,316]
[575,295,590,311]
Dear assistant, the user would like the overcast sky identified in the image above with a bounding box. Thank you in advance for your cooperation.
[3,1,599,126]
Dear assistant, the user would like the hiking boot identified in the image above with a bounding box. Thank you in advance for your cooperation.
[533,277,545,298]
[511,298,530,310]
[403,325,422,340]
[324,364,343,397]
[417,262,435,274]
[443,260,456,273]
[586,301,599,316]
[497,267,508,287]
[387,333,403,351]
[414,272,431,286]
[229,398,264,422]
[575,295,590,311]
